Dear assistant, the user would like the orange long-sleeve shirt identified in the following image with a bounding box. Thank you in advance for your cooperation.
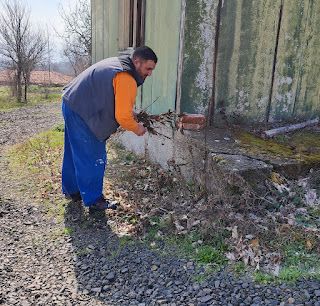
[113,72,139,133]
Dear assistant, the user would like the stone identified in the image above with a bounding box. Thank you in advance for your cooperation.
[106,272,116,282]
[199,295,214,303]
[288,297,295,304]
[151,265,158,271]
[91,287,101,293]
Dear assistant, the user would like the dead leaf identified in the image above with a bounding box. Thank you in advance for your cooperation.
[187,218,200,231]
[271,172,284,185]
[306,239,312,250]
[250,238,259,246]
[245,234,255,240]
[174,220,184,232]
[226,252,236,261]
[272,263,280,276]
[280,224,290,233]
[230,226,238,239]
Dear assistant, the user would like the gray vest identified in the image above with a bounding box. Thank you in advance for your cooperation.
[62,56,144,141]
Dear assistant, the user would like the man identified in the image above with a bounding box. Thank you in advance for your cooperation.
[61,46,157,212]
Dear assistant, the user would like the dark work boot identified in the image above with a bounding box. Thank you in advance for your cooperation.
[65,191,82,202]
[89,195,119,213]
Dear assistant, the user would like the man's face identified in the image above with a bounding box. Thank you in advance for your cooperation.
[133,59,156,80]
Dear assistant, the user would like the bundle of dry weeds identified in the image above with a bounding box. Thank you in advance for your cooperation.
[137,109,179,136]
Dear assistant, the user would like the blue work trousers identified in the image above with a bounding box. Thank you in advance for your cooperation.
[62,102,107,206]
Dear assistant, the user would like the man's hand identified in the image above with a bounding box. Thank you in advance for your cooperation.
[134,123,147,136]
[133,111,138,122]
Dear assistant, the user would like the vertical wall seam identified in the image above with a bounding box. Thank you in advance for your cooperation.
[175,0,186,115]
[209,0,223,126]
[266,0,284,123]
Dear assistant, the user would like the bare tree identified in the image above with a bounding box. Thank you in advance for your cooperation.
[21,26,47,102]
[0,0,47,103]
[57,0,91,76]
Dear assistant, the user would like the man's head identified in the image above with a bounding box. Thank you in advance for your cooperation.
[131,46,157,80]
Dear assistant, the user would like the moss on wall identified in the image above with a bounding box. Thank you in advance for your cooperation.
[294,0,320,119]
[270,0,305,121]
[215,0,279,124]
[180,0,217,114]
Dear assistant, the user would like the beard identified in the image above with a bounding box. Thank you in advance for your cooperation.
[136,67,148,80]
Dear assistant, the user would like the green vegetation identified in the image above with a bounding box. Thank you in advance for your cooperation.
[234,262,247,274]
[236,131,320,165]
[197,246,228,265]
[145,217,229,270]
[76,249,91,256]
[62,227,76,235]
[0,85,63,110]
[119,235,135,246]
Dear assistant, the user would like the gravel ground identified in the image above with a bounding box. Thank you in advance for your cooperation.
[1,103,320,305]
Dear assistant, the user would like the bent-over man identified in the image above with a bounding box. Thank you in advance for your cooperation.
[61,46,157,212]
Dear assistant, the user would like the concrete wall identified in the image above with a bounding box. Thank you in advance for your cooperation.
[180,0,320,123]
[180,0,218,115]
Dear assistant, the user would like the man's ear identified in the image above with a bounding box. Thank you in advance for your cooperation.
[133,59,140,69]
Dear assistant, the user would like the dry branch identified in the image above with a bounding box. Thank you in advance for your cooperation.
[137,109,182,138]
[262,118,319,138]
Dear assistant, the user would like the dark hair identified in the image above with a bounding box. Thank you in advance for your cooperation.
[132,46,158,63]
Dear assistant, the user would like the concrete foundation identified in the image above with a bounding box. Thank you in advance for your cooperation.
[114,125,287,193]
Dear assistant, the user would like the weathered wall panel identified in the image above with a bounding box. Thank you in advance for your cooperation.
[293,0,320,119]
[143,0,181,114]
[215,0,279,123]
[91,0,320,122]
[91,0,104,63]
[269,0,305,121]
[92,0,118,63]
[103,1,119,58]
[180,0,218,114]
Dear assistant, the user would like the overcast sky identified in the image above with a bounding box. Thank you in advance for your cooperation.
[27,0,75,60]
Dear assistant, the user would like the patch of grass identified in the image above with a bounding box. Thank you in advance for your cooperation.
[144,225,228,270]
[197,246,228,265]
[62,227,76,235]
[119,235,135,246]
[253,271,275,284]
[234,262,247,274]
[254,237,320,283]
[82,221,92,228]
[277,266,304,283]
[76,248,90,256]
[193,265,219,284]
[0,85,63,110]
[52,123,65,132]
[4,125,65,219]
[7,125,64,172]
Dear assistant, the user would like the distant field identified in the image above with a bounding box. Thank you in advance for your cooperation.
[0,85,64,110]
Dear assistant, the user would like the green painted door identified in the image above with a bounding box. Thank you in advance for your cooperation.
[142,0,182,114]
